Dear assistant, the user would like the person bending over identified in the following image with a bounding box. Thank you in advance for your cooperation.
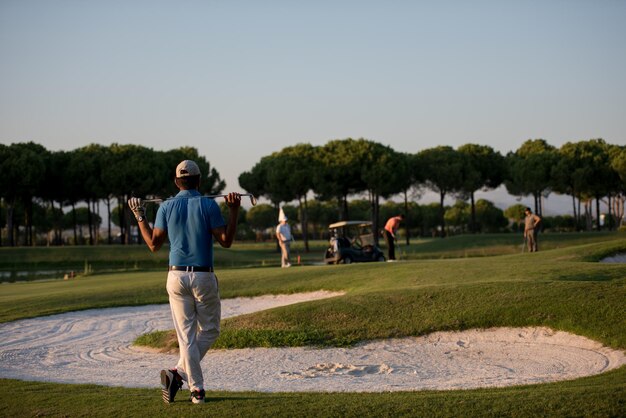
[383,214,405,261]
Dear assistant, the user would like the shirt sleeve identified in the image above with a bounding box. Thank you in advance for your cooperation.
[207,200,226,229]
[154,205,167,231]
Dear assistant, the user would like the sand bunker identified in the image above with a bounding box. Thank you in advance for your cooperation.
[1,291,624,392]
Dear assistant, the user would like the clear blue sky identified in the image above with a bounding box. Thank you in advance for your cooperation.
[1,1,625,212]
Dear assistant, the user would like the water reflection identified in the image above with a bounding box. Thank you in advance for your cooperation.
[0,270,71,282]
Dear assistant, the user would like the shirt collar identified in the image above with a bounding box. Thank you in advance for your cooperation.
[175,189,201,198]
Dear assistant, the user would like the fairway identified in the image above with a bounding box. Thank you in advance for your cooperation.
[0,234,625,417]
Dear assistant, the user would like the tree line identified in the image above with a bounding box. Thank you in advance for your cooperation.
[1,138,625,247]
[240,138,626,250]
[0,143,224,246]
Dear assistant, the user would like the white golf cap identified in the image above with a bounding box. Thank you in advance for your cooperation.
[176,160,201,178]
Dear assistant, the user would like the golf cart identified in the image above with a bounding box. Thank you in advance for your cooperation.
[324,221,386,264]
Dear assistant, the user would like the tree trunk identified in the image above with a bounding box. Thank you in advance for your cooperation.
[87,198,94,245]
[117,198,125,245]
[470,191,477,233]
[301,195,310,252]
[439,191,446,238]
[72,202,78,245]
[274,202,281,253]
[571,194,577,226]
[24,201,31,246]
[7,200,14,247]
[51,200,58,245]
[106,197,112,244]
[371,192,380,246]
[29,200,34,246]
[607,195,613,230]
[614,195,625,227]
[596,197,601,231]
[14,222,19,246]
[94,199,100,244]
[56,200,63,245]
[342,195,349,221]
[404,189,410,246]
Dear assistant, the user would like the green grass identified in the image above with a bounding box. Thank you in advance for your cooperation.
[1,368,625,418]
[1,231,621,281]
[0,241,328,281]
[402,231,623,259]
[0,233,625,417]
[132,239,626,351]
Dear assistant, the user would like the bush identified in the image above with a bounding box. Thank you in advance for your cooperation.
[542,215,576,232]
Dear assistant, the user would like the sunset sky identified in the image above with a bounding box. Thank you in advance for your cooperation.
[2,1,625,213]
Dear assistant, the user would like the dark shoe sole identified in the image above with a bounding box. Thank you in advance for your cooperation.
[161,369,180,404]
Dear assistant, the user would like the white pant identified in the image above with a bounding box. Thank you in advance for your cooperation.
[166,270,221,391]
[279,240,291,267]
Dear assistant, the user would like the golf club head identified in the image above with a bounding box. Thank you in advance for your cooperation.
[247,194,258,206]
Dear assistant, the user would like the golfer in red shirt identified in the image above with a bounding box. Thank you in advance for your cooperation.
[383,214,405,261]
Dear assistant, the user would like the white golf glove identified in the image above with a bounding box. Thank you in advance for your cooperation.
[128,197,145,221]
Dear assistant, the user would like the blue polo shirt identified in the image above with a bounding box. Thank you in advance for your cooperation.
[154,189,226,267]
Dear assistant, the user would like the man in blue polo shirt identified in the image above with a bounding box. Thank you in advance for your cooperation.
[128,160,240,405]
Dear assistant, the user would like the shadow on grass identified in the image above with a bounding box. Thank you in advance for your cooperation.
[556,272,617,282]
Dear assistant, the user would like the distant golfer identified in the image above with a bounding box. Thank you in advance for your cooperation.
[276,208,293,268]
[524,207,542,252]
[383,214,405,261]
[128,160,241,405]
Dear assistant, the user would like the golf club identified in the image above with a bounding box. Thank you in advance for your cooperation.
[144,193,258,206]
[395,236,402,261]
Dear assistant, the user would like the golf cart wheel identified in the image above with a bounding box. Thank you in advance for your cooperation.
[343,256,353,264]
[377,255,386,262]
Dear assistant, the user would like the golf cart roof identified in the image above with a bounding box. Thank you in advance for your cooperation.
[329,221,372,229]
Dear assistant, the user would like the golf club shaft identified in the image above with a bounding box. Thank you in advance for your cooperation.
[144,193,257,205]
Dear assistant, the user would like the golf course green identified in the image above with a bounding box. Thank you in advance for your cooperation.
[1,233,625,417]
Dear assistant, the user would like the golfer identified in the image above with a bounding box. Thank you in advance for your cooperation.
[128,160,241,405]
[383,214,405,261]
[524,207,541,252]
[276,208,293,267]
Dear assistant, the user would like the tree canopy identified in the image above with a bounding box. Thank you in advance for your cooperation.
[2,136,624,246]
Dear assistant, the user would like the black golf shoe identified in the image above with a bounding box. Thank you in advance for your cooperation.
[160,369,183,403]
[190,389,206,404]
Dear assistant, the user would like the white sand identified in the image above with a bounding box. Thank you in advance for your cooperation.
[0,290,624,392]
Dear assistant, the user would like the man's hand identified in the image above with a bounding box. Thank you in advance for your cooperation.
[224,192,241,209]
[213,192,241,248]
[128,197,145,221]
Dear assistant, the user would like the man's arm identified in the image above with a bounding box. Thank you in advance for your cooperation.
[137,222,167,252]
[277,227,286,242]
[212,192,241,248]
[128,197,167,252]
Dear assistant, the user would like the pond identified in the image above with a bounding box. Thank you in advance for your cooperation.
[599,253,626,263]
[0,270,75,282]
